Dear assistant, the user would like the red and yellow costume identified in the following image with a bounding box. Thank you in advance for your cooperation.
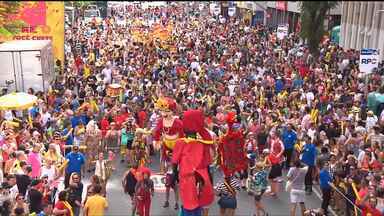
[218,112,247,176]
[172,109,214,211]
[153,97,184,161]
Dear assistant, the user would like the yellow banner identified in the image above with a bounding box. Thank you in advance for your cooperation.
[0,1,64,64]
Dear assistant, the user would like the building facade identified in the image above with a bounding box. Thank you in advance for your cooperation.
[223,1,340,33]
[340,1,384,61]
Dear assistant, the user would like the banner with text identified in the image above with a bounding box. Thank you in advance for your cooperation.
[360,48,379,74]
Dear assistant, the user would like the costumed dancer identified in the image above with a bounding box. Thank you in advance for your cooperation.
[152,97,184,208]
[218,112,248,187]
[172,109,215,216]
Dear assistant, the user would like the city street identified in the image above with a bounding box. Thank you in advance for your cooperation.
[79,154,325,216]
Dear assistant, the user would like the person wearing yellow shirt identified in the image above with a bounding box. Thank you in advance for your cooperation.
[84,184,108,216]
[83,63,91,79]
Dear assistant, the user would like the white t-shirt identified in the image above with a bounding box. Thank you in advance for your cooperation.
[41,166,56,182]
[305,92,315,106]
[9,184,18,200]
[102,67,112,84]
[41,112,52,127]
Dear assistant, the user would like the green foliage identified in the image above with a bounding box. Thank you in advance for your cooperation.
[299,1,339,56]
[0,1,25,35]
[65,1,97,9]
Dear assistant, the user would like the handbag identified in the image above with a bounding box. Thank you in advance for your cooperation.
[285,169,300,192]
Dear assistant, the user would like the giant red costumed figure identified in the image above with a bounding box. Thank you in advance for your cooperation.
[153,97,184,208]
[218,112,248,183]
[172,109,214,216]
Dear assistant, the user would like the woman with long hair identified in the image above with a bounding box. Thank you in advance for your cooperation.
[84,175,102,205]
[84,120,101,172]
[68,172,83,216]
[53,190,73,216]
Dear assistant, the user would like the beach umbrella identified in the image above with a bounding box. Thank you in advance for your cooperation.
[0,92,37,110]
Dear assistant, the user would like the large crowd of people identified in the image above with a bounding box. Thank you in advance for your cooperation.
[0,2,383,216]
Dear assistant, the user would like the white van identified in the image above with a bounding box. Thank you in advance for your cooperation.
[84,9,102,23]
[0,40,55,92]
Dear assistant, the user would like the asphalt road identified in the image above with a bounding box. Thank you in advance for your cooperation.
[79,153,324,216]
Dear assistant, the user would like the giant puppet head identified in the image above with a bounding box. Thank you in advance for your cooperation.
[155,97,177,118]
[182,109,212,141]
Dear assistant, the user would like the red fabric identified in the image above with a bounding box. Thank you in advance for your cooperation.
[135,183,151,216]
[75,56,83,70]
[182,110,212,141]
[360,204,382,216]
[100,118,110,138]
[218,129,247,176]
[138,111,147,128]
[165,98,177,112]
[299,65,309,78]
[172,139,214,210]
[54,201,70,216]
[270,138,284,164]
[114,112,129,129]
[136,199,151,216]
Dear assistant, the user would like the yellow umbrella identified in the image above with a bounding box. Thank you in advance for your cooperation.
[0,92,38,110]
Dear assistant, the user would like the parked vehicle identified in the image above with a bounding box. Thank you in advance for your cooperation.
[0,40,55,93]
[84,9,102,24]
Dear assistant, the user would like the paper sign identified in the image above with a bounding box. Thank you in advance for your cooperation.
[228,7,236,17]
[150,174,166,192]
[277,24,288,40]
[359,48,379,74]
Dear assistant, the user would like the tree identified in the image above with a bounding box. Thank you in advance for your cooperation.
[299,1,339,57]
[0,1,24,37]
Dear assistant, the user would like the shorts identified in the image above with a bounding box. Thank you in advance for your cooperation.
[126,140,133,150]
[290,189,305,203]
[254,189,266,201]
[165,173,177,188]
[218,195,237,209]
[268,164,282,179]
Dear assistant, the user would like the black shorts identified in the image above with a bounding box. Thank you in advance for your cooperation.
[165,173,177,188]
[268,164,282,179]
[254,189,266,201]
[126,140,133,150]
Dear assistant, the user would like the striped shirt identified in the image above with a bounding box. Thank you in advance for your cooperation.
[215,177,241,196]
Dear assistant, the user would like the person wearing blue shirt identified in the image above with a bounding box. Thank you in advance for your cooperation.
[70,111,82,129]
[293,76,304,90]
[300,135,317,194]
[29,106,40,119]
[319,161,332,216]
[64,146,85,188]
[275,77,284,94]
[62,124,74,155]
[80,113,90,126]
[282,124,297,169]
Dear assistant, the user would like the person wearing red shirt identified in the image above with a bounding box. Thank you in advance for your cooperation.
[100,115,110,139]
[138,110,147,129]
[114,105,130,129]
[267,131,284,198]
[357,188,382,216]
[53,190,73,216]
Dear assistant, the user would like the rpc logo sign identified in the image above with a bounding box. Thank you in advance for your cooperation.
[361,58,377,64]
[360,49,379,74]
